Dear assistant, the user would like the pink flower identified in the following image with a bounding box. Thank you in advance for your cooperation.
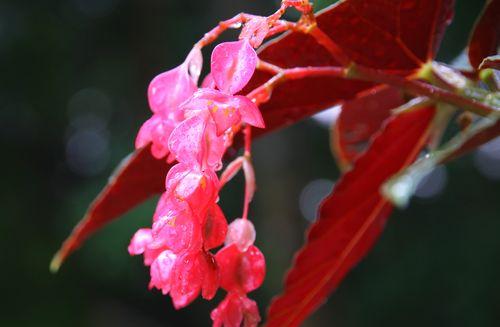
[128,228,153,256]
[151,205,202,254]
[202,73,217,89]
[128,228,164,266]
[136,47,202,159]
[169,250,219,308]
[149,249,177,294]
[203,204,228,250]
[211,293,261,327]
[131,36,266,320]
[135,113,177,159]
[148,47,202,114]
[182,88,265,135]
[164,162,219,213]
[211,39,258,95]
[216,244,265,294]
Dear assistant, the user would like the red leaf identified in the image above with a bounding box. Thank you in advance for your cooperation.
[50,145,170,272]
[265,106,436,327]
[251,0,454,136]
[331,85,405,171]
[468,0,500,69]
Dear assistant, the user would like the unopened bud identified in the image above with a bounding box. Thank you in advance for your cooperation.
[225,218,256,252]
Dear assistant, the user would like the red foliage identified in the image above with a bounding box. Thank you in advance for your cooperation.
[50,145,170,271]
[266,106,436,327]
[331,85,405,171]
[51,0,500,325]
[252,0,454,137]
[468,0,500,69]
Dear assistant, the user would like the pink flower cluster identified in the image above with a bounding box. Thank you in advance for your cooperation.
[129,38,266,326]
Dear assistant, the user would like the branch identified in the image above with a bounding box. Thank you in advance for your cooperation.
[250,61,499,117]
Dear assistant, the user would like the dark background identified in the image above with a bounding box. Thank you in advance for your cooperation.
[2,0,499,326]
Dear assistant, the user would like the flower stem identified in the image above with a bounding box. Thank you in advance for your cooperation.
[250,61,499,117]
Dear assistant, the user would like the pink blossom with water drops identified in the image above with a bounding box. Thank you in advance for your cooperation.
[211,39,258,95]
[211,292,261,327]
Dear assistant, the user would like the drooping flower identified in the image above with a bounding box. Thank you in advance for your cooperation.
[136,48,203,160]
[211,39,258,95]
[131,32,266,324]
[211,219,266,327]
[211,292,261,327]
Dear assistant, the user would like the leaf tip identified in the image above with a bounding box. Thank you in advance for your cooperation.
[49,252,63,274]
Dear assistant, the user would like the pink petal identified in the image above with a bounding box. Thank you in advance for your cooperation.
[225,219,255,252]
[128,228,153,256]
[135,114,178,159]
[170,252,203,309]
[210,293,261,327]
[211,39,258,95]
[204,119,228,170]
[164,163,219,215]
[233,96,265,128]
[182,89,241,136]
[168,114,209,167]
[199,251,219,300]
[211,293,243,327]
[203,204,228,250]
[143,247,164,266]
[215,244,265,293]
[151,206,202,254]
[149,250,177,294]
[209,102,241,136]
[201,73,217,89]
[148,64,197,114]
[239,295,260,327]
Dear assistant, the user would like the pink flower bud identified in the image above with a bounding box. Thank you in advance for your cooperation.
[148,64,197,114]
[128,228,153,256]
[225,218,256,251]
[211,293,261,327]
[149,250,177,295]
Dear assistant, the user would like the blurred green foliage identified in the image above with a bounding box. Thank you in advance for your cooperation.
[1,0,499,326]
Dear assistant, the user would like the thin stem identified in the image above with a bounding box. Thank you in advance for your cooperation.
[248,62,499,117]
[244,125,252,156]
[242,125,253,220]
[194,1,304,50]
[350,65,498,116]
[195,13,253,48]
